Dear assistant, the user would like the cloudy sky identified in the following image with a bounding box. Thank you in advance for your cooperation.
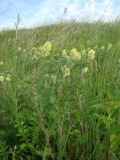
[0,0,120,30]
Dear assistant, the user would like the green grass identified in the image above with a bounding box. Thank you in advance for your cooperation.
[0,21,120,160]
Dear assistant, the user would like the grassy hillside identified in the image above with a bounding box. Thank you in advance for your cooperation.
[0,21,120,160]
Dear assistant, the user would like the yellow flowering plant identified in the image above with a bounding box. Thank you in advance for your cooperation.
[42,41,52,56]
[61,65,70,77]
[70,48,81,60]
[88,49,96,60]
[5,75,11,82]
[62,49,69,60]
[0,76,4,82]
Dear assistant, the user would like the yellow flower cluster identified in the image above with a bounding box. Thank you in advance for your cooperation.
[70,48,81,60]
[61,65,70,77]
[6,76,11,81]
[88,49,95,60]
[60,47,96,77]
[31,42,52,59]
[0,76,4,82]
[0,75,11,82]
[62,49,69,60]
[62,49,67,56]
[42,41,52,55]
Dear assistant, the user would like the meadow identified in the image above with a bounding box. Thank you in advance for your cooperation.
[0,21,120,160]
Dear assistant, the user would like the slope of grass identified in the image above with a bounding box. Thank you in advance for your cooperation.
[0,21,120,160]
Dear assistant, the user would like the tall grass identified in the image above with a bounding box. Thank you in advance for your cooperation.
[0,20,120,160]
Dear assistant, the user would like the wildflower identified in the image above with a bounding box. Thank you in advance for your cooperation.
[0,61,3,66]
[62,49,67,56]
[61,65,70,77]
[88,49,95,60]
[81,50,86,55]
[83,67,88,73]
[5,76,11,82]
[70,48,81,60]
[0,76,4,82]
[42,41,52,53]
[62,49,69,60]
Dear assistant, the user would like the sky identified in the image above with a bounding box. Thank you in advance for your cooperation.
[0,0,120,30]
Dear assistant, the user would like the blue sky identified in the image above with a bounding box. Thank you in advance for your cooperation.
[0,0,120,30]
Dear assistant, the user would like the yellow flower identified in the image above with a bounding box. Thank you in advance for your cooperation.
[83,67,88,73]
[0,61,3,66]
[61,65,70,77]
[88,49,95,60]
[62,49,69,60]
[6,76,11,82]
[0,76,4,82]
[70,48,81,60]
[62,49,67,56]
[42,42,52,53]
